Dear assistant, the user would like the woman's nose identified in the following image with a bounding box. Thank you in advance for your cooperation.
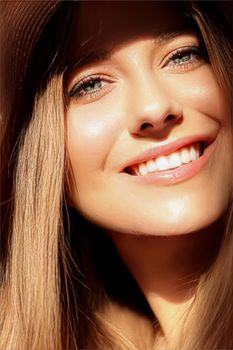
[128,77,183,137]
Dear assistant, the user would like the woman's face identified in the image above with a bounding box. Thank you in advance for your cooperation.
[65,1,232,236]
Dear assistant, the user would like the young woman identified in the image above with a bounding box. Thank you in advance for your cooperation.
[1,1,232,349]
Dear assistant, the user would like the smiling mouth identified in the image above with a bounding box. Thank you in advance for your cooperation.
[124,141,208,176]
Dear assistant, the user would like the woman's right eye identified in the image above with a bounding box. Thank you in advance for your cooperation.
[69,75,109,103]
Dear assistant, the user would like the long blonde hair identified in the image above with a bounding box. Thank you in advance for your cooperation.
[0,1,232,349]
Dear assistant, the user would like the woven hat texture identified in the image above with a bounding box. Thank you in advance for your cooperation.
[0,1,232,121]
[0,0,61,119]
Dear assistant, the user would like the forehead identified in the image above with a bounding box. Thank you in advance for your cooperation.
[66,1,194,61]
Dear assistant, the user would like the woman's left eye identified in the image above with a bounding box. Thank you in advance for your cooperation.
[163,46,208,70]
[81,79,102,93]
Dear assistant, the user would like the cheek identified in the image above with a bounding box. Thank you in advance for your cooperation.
[66,100,122,179]
[167,66,231,125]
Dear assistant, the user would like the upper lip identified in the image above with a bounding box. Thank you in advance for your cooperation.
[121,134,215,172]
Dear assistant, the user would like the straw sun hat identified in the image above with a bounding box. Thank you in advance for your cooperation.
[0,1,232,122]
[0,1,61,120]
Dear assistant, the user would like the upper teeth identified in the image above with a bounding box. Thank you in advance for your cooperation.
[134,143,201,176]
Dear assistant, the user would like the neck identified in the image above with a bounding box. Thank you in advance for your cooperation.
[108,216,225,346]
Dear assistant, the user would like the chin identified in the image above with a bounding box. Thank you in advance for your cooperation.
[116,204,227,237]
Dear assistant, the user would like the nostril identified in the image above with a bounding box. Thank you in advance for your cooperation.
[140,122,152,131]
[165,114,177,123]
[140,114,180,131]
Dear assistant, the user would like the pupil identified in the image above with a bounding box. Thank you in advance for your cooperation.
[174,52,191,64]
[85,80,101,91]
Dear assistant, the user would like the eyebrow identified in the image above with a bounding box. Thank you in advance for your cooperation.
[65,29,196,73]
[156,30,189,43]
[66,49,113,73]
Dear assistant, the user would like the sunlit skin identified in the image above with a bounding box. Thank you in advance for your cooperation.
[65,1,232,346]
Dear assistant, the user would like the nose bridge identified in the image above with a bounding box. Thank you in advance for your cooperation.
[133,70,172,120]
[128,63,182,135]
[136,71,168,114]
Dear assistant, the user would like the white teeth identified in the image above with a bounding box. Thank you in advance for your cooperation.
[180,147,191,163]
[146,159,157,172]
[168,152,182,169]
[133,142,203,176]
[189,145,196,161]
[155,156,170,171]
[138,163,148,176]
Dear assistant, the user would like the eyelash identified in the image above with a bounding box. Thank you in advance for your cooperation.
[69,45,208,102]
[163,46,207,70]
[69,75,106,100]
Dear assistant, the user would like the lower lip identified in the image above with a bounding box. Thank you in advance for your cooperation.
[126,140,217,186]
